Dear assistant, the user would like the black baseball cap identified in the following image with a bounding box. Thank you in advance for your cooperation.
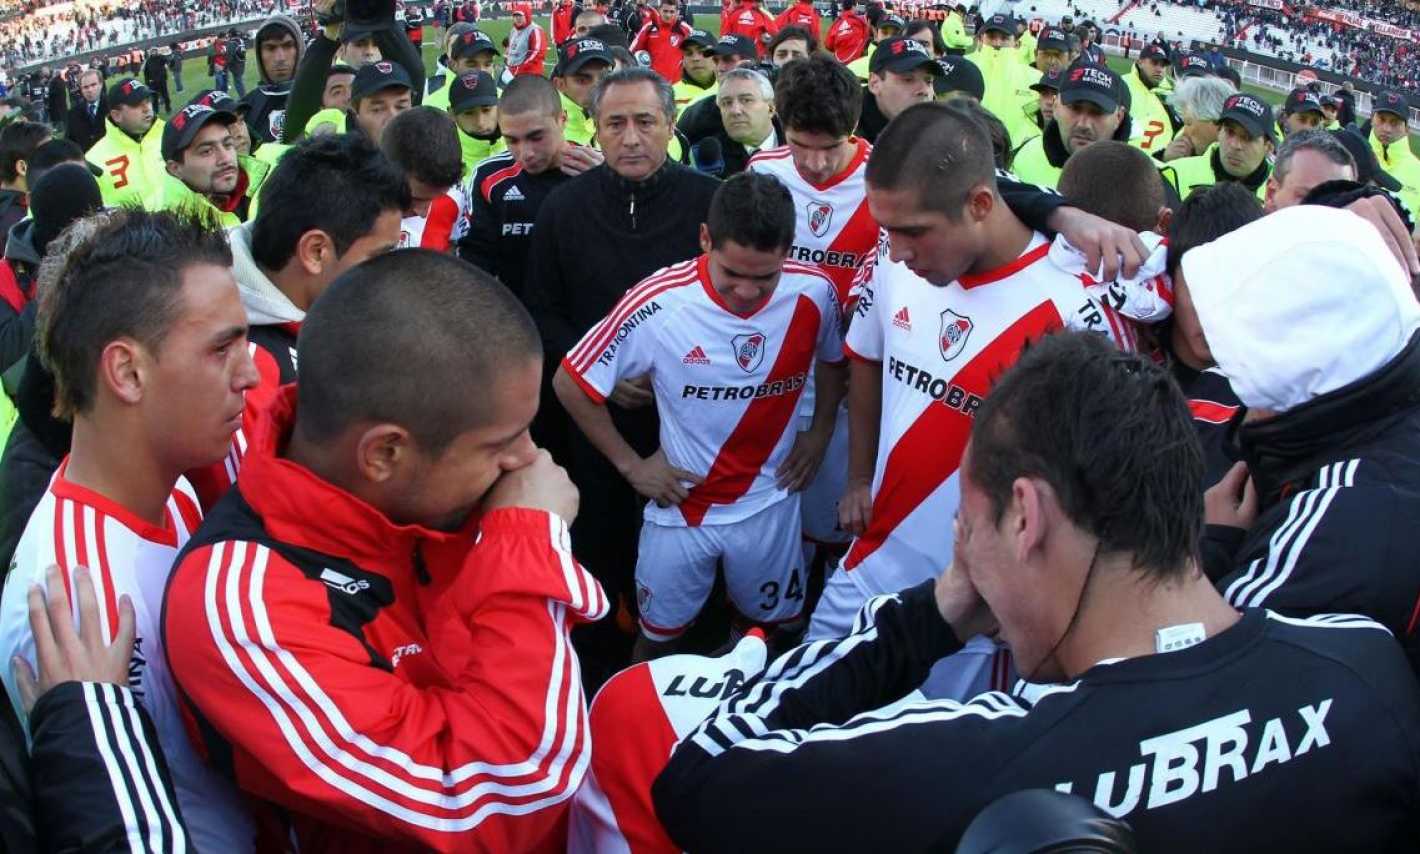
[1036,27,1069,51]
[683,28,716,49]
[1060,63,1122,113]
[870,36,942,76]
[557,37,615,75]
[352,61,414,101]
[188,88,246,116]
[933,55,984,100]
[711,33,758,60]
[1175,52,1212,78]
[1331,126,1403,192]
[1284,87,1324,117]
[450,30,500,59]
[449,70,499,112]
[1030,67,1064,93]
[1138,43,1169,63]
[980,13,1015,34]
[1374,88,1410,119]
[1218,92,1274,140]
[878,14,905,31]
[162,102,238,161]
[107,77,151,107]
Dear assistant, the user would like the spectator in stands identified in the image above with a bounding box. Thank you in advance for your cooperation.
[1369,89,1420,216]
[1161,75,1232,162]
[1263,129,1356,212]
[63,68,105,152]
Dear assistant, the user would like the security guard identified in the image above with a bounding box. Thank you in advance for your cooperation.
[553,37,615,145]
[1369,88,1420,215]
[426,30,500,112]
[1011,63,1129,189]
[1126,43,1178,155]
[673,29,719,117]
[149,102,255,227]
[449,70,506,176]
[1163,92,1274,200]
[85,78,164,207]
[968,13,1040,154]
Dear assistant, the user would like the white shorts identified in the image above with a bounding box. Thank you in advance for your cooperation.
[797,407,851,546]
[635,497,806,642]
[804,560,872,642]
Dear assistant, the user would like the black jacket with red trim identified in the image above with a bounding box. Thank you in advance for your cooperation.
[163,385,609,854]
[459,150,572,305]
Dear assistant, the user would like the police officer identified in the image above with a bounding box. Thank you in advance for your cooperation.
[1164,93,1274,200]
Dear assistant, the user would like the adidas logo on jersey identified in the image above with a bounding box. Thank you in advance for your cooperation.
[320,568,370,595]
[683,345,711,365]
[503,185,525,201]
[892,306,911,331]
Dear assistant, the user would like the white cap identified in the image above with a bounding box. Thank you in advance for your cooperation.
[1182,205,1420,413]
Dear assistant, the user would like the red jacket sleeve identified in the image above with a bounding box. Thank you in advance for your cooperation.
[630,22,651,53]
[165,508,608,853]
[510,26,548,76]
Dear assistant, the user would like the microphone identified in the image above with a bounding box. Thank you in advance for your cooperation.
[692,138,724,177]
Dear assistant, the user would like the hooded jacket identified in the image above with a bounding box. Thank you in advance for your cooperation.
[507,3,549,77]
[240,14,305,145]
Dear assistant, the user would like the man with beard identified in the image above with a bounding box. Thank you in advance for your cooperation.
[85,78,164,207]
[240,14,305,146]
[1164,93,1274,200]
[150,102,257,227]
[1012,63,1132,189]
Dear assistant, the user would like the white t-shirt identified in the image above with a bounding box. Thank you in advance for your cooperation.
[839,230,1112,597]
[562,255,845,527]
[0,463,256,852]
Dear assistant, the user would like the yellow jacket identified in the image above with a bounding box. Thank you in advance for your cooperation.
[304,107,347,138]
[1125,65,1176,155]
[147,172,244,228]
[86,119,164,207]
[1371,130,1420,218]
[940,12,972,50]
[968,47,1040,156]
[1010,133,1062,188]
[458,129,506,178]
[1161,144,1269,201]
[673,76,717,119]
[560,91,597,146]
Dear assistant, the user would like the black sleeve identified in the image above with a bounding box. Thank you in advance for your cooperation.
[458,182,501,278]
[29,682,190,853]
[997,171,1069,234]
[1202,523,1247,583]
[676,96,723,147]
[374,25,426,105]
[280,30,339,144]
[652,582,979,853]
[0,300,36,380]
[524,199,579,358]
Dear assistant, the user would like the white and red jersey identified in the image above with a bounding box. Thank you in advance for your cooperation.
[748,138,876,309]
[562,255,845,527]
[840,231,1112,597]
[398,185,469,252]
[568,633,768,854]
[0,462,256,852]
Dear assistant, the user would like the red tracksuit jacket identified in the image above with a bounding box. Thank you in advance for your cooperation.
[723,0,778,56]
[164,386,608,853]
[631,18,694,83]
[824,10,870,62]
[773,0,821,38]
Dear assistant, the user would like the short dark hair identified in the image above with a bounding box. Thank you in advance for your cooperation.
[706,171,795,253]
[966,331,1204,577]
[1165,181,1262,277]
[250,134,410,272]
[500,74,563,117]
[381,106,464,189]
[768,25,818,55]
[27,138,88,189]
[774,54,862,138]
[962,101,1011,170]
[866,102,994,219]
[0,120,50,182]
[295,250,541,455]
[904,19,947,54]
[1059,140,1163,232]
[37,208,233,420]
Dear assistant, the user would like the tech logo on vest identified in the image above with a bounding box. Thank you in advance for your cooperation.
[732,331,767,372]
[939,310,973,361]
[807,200,834,237]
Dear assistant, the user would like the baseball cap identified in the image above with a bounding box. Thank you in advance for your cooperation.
[878,14,905,31]
[1284,87,1324,116]
[1030,67,1064,93]
[980,12,1015,34]
[162,102,238,161]
[449,70,499,112]
[933,55,984,100]
[1138,43,1169,63]
[1060,63,1122,113]
[1330,126,1403,192]
[1374,88,1410,119]
[683,28,716,50]
[1183,205,1420,413]
[557,37,615,75]
[187,88,245,115]
[870,36,942,76]
[1036,26,1069,51]
[1218,92,1274,140]
[1175,52,1212,78]
[1320,94,1340,109]
[444,21,478,45]
[450,30,500,59]
[351,61,414,101]
[711,34,758,60]
[107,77,151,107]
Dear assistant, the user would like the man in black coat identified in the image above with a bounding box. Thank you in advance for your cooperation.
[63,69,106,152]
[526,68,718,679]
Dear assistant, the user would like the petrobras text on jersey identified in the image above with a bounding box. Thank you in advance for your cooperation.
[681,372,808,401]
[886,355,985,417]
[1056,699,1334,819]
[788,244,864,270]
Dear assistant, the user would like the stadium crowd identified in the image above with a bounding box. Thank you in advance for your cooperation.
[0,0,1417,851]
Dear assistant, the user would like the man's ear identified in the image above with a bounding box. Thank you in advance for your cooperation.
[294,229,335,277]
[354,423,413,484]
[97,338,146,406]
[1153,206,1172,235]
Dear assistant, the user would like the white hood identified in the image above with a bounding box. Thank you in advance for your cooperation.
[1182,205,1420,413]
[227,222,305,327]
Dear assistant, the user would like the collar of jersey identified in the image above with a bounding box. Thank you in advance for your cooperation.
[697,254,770,318]
[958,235,1050,289]
[1075,608,1264,685]
[50,457,179,546]
[794,136,869,192]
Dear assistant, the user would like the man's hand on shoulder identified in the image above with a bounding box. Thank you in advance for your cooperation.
[483,449,580,524]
